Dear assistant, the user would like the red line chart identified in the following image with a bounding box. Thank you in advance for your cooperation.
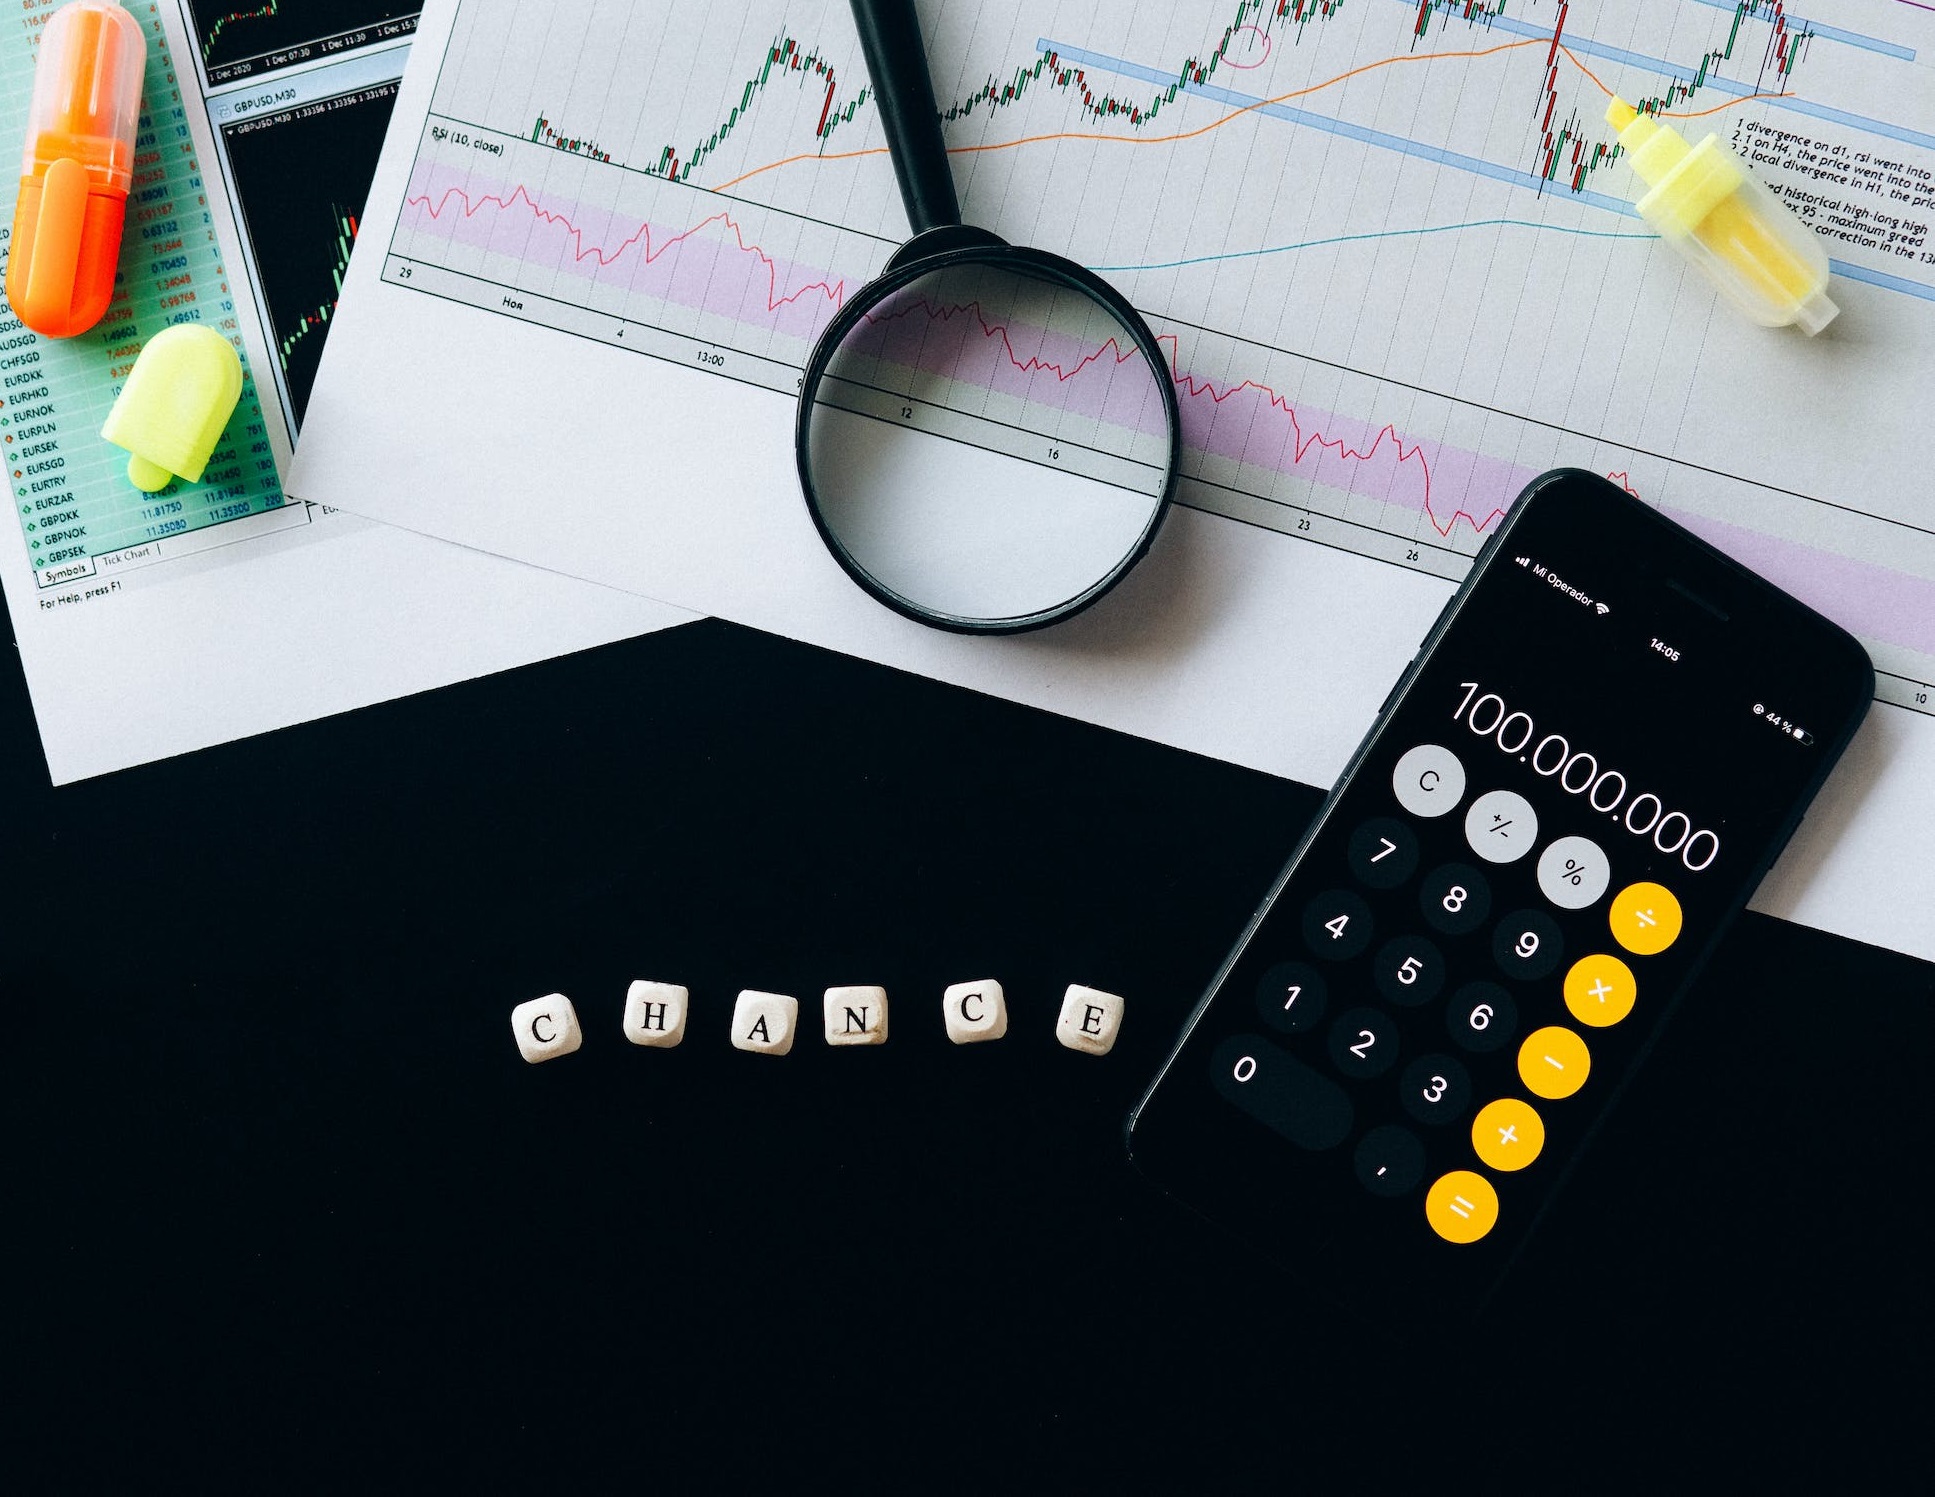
[404,182,850,317]
[402,179,1509,535]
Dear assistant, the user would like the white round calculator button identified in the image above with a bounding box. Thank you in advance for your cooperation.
[1537,835,1612,910]
[1392,744,1467,818]
[1463,790,1539,864]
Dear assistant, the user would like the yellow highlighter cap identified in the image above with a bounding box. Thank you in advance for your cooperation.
[100,325,244,490]
[1604,99,1741,237]
[1604,95,1837,335]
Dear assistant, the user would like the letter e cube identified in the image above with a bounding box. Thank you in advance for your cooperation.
[1056,985,1124,1056]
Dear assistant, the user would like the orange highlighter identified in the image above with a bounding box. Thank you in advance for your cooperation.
[5,2,146,338]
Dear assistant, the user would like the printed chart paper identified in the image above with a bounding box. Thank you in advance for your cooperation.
[0,1,688,785]
[292,0,1935,959]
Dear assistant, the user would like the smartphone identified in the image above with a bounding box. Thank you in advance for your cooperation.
[1127,469,1874,1310]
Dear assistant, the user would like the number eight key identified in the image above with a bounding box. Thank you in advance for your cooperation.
[1420,863,1492,936]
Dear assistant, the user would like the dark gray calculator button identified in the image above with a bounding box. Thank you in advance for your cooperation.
[1327,1006,1400,1080]
[1355,1125,1426,1197]
[1447,981,1518,1053]
[1303,889,1373,961]
[1212,1034,1354,1151]
[1420,862,1492,936]
[1400,1054,1472,1126]
[1256,960,1326,1035]
[1373,934,1445,1008]
[1348,817,1419,890]
[1493,909,1564,981]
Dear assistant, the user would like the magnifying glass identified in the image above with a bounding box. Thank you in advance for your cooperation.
[796,0,1183,635]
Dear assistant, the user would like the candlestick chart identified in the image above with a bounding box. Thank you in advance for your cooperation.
[278,206,360,373]
[226,79,399,424]
[380,0,1935,713]
[191,1,420,81]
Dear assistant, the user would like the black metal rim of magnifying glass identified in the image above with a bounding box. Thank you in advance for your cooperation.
[794,240,1184,636]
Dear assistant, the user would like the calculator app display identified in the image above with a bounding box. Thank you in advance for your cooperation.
[1128,471,1873,1304]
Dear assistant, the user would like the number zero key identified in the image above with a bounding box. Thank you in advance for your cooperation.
[1212,1035,1354,1151]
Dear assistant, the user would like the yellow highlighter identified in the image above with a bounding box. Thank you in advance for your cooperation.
[1606,96,1836,335]
[100,325,243,491]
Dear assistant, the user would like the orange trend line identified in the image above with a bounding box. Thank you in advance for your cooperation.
[1557,43,1794,118]
[711,36,1547,192]
[1671,90,1794,118]
[947,35,1546,157]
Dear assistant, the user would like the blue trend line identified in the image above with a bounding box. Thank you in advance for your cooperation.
[1373,7,1934,145]
[1038,39,1643,216]
[1680,0,1915,61]
[1088,217,1656,274]
[1826,258,1935,301]
[1383,0,1913,69]
[1085,213,1935,305]
[1039,34,1935,213]
[1702,77,1935,150]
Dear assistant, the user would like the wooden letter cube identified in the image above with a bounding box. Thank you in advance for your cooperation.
[823,986,888,1046]
[943,980,1007,1044]
[1056,985,1124,1056]
[732,990,798,1056]
[511,993,582,1064]
[623,981,688,1048]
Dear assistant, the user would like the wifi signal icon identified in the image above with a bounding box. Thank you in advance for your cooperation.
[1594,602,1610,616]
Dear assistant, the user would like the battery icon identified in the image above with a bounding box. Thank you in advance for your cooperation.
[1795,727,1815,746]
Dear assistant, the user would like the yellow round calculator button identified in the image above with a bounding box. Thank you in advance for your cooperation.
[1518,1025,1591,1100]
[1425,1169,1499,1244]
[1564,953,1637,1028]
[1610,881,1682,956]
[1470,1098,1545,1171]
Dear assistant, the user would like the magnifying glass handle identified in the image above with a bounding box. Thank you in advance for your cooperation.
[849,0,961,236]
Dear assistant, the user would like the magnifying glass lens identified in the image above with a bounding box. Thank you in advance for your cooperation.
[802,257,1173,629]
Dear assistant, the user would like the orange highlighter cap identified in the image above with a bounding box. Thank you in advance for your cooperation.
[5,2,146,338]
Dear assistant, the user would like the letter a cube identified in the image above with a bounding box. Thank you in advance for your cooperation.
[732,991,798,1056]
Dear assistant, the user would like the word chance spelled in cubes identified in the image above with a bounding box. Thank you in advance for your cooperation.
[512,981,1127,1060]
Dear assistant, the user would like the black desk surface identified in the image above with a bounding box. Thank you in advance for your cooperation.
[4,618,1927,1487]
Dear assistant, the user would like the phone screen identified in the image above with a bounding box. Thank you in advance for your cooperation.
[1129,471,1873,1306]
[1402,475,1870,933]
